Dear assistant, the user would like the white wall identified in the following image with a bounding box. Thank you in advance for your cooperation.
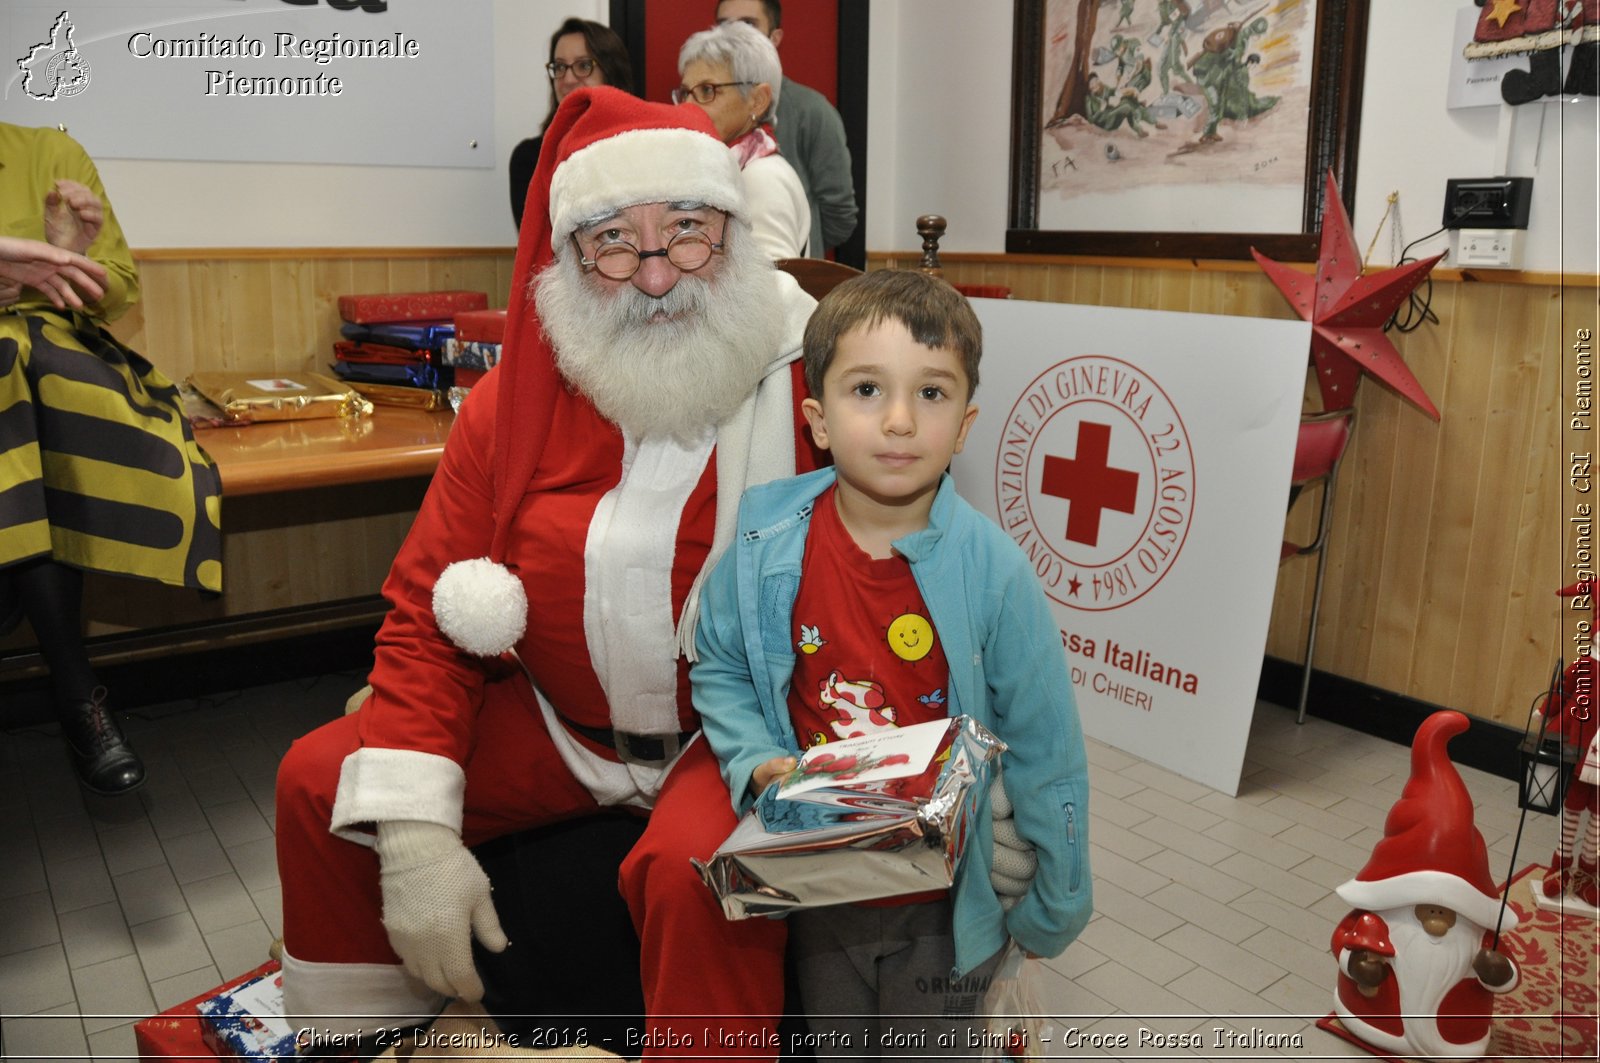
[86,0,602,248]
[867,0,1598,272]
[51,0,1599,271]
[865,0,1016,255]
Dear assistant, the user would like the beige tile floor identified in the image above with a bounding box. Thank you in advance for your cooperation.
[0,679,1534,1061]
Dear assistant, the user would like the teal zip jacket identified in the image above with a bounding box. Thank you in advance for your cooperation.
[692,467,1092,976]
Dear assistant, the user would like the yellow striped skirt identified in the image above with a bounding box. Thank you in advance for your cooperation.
[0,309,222,593]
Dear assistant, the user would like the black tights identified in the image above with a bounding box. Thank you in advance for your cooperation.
[4,559,98,709]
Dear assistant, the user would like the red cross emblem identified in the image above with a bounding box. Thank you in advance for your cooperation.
[1040,421,1139,547]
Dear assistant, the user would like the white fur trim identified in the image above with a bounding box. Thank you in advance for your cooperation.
[548,128,745,250]
[1336,870,1517,934]
[676,271,812,660]
[1463,24,1599,60]
[433,558,527,657]
[281,948,443,1038]
[585,429,714,736]
[331,748,466,838]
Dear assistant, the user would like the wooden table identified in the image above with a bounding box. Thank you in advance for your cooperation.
[194,406,455,496]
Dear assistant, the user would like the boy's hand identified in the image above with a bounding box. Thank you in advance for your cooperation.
[750,756,798,796]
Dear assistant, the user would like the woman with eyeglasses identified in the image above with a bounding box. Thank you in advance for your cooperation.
[675,20,810,260]
[510,18,635,229]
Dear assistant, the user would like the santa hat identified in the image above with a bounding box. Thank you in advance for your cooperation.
[432,87,745,657]
[1335,711,1516,933]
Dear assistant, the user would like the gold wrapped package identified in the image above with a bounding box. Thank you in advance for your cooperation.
[187,371,373,424]
[346,382,450,411]
[693,716,1005,919]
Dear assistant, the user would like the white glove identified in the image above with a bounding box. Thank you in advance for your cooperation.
[374,820,509,1001]
[989,778,1038,908]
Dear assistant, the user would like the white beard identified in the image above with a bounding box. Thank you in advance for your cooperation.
[1384,907,1483,1058]
[533,217,785,444]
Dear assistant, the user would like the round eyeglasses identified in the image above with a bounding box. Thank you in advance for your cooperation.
[547,58,597,80]
[671,81,754,106]
[573,227,724,281]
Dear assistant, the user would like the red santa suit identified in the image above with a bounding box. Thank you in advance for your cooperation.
[274,89,820,1054]
[1330,712,1519,1061]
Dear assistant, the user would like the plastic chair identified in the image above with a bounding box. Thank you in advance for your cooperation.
[775,257,862,300]
[1281,408,1355,724]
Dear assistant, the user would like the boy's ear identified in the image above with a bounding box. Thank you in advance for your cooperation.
[952,403,979,454]
[801,396,831,450]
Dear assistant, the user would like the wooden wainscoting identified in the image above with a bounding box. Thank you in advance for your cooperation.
[872,251,1596,730]
[0,248,516,675]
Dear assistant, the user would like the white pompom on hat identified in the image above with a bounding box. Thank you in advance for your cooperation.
[431,87,739,656]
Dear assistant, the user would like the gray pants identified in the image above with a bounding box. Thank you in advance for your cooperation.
[788,899,1003,1060]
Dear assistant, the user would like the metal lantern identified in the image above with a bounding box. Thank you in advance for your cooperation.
[1518,728,1577,815]
[1517,658,1580,815]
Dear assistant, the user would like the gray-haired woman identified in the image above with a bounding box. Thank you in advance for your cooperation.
[675,20,810,259]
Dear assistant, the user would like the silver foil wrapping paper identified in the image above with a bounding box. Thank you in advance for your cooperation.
[694,716,1005,920]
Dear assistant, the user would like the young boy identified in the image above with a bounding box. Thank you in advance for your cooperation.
[692,270,1092,1052]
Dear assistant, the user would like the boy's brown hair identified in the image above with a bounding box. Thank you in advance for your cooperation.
[801,270,982,401]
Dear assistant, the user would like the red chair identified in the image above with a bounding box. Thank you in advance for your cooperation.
[1282,408,1355,724]
[952,284,1013,299]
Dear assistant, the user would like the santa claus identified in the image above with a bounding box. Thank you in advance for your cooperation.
[1466,0,1598,103]
[1331,711,1519,1061]
[272,88,823,1053]
[1534,581,1600,912]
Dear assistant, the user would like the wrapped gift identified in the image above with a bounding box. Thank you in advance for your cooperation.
[454,307,508,344]
[348,382,451,410]
[441,338,501,371]
[337,290,487,325]
[197,967,298,1060]
[339,320,456,350]
[694,716,1004,919]
[187,372,373,423]
[135,961,279,1063]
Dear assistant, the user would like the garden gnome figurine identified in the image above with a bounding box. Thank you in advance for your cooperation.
[1330,711,1519,1061]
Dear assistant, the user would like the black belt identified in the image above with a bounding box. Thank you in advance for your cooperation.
[553,711,697,764]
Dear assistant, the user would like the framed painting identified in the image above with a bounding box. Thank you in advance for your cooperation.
[1007,0,1370,260]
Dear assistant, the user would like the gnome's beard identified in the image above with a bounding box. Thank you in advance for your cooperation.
[535,218,784,443]
[1382,906,1482,1057]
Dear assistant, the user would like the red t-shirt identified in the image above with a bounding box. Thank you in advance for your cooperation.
[787,486,951,748]
[787,487,952,908]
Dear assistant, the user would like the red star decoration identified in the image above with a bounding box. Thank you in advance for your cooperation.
[1252,171,1442,420]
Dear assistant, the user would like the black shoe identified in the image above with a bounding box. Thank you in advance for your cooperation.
[59,688,146,796]
[1501,49,1563,104]
[0,574,21,638]
[1565,42,1598,97]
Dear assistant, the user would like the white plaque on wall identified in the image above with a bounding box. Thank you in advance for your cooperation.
[0,0,493,167]
[953,299,1310,795]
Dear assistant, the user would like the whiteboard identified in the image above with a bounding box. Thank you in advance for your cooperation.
[0,0,493,168]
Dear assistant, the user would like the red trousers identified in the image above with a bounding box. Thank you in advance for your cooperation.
[275,690,787,1059]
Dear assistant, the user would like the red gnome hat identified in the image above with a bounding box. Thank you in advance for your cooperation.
[430,87,743,657]
[1335,711,1516,933]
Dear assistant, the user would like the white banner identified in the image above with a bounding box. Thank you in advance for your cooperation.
[953,299,1310,795]
[0,0,493,168]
